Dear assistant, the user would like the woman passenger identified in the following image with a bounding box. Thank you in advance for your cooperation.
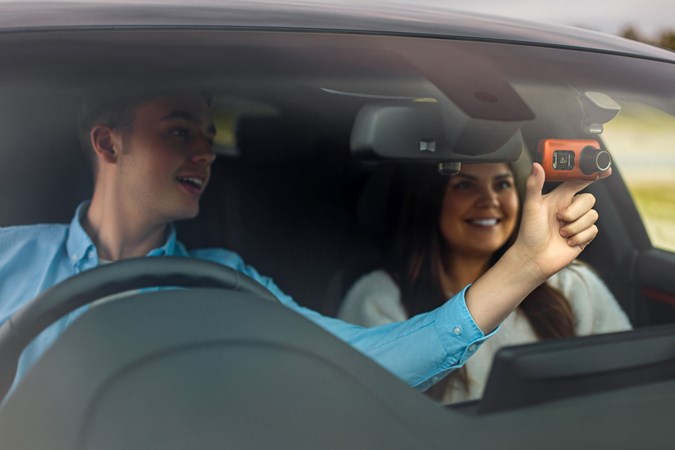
[338,161,631,404]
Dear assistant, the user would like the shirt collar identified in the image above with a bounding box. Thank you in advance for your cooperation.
[66,201,180,267]
[66,201,97,266]
[147,226,178,257]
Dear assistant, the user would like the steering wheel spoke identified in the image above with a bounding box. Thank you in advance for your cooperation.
[0,256,279,402]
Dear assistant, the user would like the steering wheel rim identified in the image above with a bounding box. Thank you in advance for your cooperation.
[0,256,280,402]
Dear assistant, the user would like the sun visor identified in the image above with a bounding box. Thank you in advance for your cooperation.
[350,101,526,163]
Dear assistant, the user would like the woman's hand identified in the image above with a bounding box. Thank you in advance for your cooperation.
[514,162,610,280]
[465,162,609,333]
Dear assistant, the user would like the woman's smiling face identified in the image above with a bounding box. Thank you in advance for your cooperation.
[439,163,519,260]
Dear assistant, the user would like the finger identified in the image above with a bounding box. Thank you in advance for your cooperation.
[557,193,596,222]
[560,208,599,238]
[550,167,612,198]
[597,167,613,179]
[525,163,545,201]
[566,224,598,248]
[552,179,594,199]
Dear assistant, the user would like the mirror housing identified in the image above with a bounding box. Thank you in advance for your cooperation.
[350,101,527,163]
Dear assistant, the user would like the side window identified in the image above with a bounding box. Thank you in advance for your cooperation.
[603,102,675,253]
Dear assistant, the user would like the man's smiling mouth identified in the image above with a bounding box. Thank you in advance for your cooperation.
[176,176,205,189]
[176,175,208,197]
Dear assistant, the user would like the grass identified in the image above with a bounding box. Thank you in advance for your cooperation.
[602,102,675,253]
[629,183,675,252]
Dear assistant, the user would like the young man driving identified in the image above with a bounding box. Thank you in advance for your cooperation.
[0,90,605,393]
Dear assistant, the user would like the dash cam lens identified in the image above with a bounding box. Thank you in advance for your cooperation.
[596,150,612,171]
[580,145,611,174]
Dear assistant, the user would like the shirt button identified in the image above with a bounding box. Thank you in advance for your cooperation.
[468,344,477,352]
[453,326,462,335]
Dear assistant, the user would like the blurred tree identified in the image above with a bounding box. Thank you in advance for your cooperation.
[620,25,644,42]
[620,25,675,51]
[658,31,675,50]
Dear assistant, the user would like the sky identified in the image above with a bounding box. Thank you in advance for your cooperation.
[432,0,673,39]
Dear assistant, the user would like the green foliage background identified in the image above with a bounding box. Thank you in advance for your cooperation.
[620,26,675,51]
[603,105,675,253]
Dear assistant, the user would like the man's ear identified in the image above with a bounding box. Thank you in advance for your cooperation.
[90,125,120,164]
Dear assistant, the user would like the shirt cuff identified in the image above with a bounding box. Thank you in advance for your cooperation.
[413,285,499,391]
[435,284,499,369]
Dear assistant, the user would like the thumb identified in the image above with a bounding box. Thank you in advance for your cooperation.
[525,162,545,202]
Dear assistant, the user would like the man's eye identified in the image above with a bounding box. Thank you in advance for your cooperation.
[172,128,190,138]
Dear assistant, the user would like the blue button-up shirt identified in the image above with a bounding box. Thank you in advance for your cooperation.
[0,203,492,392]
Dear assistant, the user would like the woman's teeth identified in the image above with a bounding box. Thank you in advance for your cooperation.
[469,218,498,226]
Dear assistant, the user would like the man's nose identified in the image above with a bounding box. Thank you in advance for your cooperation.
[191,138,216,165]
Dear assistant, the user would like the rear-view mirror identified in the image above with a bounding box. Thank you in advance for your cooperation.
[350,101,527,163]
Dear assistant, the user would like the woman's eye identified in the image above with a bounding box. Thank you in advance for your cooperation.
[495,180,513,191]
[453,181,472,190]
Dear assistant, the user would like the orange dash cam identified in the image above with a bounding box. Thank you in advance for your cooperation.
[537,139,611,181]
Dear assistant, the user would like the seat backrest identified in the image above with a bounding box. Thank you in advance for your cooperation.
[0,91,92,227]
[177,115,373,314]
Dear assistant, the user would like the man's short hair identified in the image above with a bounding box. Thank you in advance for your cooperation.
[76,87,212,173]
[76,90,151,171]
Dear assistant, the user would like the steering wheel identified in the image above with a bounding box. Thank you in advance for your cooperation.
[0,256,280,401]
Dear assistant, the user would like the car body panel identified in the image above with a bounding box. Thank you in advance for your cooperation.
[0,0,674,62]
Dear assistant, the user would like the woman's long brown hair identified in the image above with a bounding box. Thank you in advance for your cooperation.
[382,163,576,399]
